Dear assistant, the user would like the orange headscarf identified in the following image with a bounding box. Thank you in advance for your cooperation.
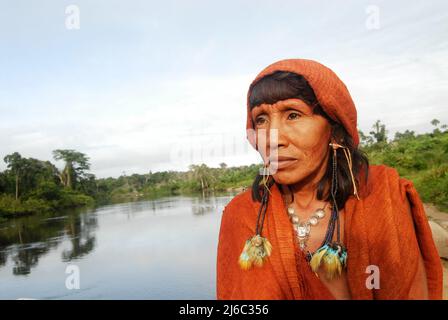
[246,59,359,149]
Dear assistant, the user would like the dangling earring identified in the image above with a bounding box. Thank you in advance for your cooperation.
[329,142,360,200]
[238,163,273,270]
[260,162,272,196]
[309,142,349,280]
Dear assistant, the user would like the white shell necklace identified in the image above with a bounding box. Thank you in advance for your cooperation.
[282,189,329,251]
[287,204,328,250]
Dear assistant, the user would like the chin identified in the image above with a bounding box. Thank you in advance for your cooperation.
[272,170,304,185]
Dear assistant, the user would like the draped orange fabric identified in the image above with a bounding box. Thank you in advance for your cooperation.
[216,164,443,299]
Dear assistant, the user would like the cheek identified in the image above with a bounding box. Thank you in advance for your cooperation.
[302,137,328,162]
[293,121,331,171]
[298,147,327,175]
[292,121,331,163]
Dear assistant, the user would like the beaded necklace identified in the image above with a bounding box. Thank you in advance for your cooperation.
[282,184,347,279]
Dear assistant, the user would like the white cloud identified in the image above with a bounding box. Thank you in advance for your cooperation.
[1,73,261,177]
[1,0,447,177]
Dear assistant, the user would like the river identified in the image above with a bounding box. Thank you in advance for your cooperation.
[0,193,236,299]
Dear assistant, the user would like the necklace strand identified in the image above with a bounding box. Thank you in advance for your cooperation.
[286,202,329,250]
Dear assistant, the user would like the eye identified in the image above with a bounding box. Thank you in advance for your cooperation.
[287,111,301,120]
[255,115,268,126]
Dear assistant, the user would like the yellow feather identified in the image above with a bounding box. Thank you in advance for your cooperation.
[322,253,342,280]
[310,247,327,272]
[262,238,272,257]
[238,240,253,270]
[238,257,252,270]
[252,250,264,267]
[238,236,272,270]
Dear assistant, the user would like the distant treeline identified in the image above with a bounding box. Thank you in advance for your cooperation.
[359,119,448,212]
[1,119,447,220]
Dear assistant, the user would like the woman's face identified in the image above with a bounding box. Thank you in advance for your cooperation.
[251,98,332,186]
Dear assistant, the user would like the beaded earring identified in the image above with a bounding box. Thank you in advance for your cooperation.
[309,142,353,280]
[238,163,273,270]
[329,142,360,200]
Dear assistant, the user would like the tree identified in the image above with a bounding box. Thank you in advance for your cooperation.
[369,120,388,143]
[394,129,415,141]
[52,149,91,189]
[3,152,25,199]
[77,173,97,197]
[21,158,59,197]
[3,153,61,200]
[0,171,7,193]
[430,119,440,127]
[145,171,153,184]
[188,164,215,196]
[358,130,374,146]
[431,119,442,135]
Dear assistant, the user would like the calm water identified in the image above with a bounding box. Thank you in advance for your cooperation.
[0,193,236,299]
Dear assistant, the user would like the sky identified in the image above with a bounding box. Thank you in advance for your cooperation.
[1,0,447,178]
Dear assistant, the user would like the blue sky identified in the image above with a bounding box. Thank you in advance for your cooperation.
[1,0,447,177]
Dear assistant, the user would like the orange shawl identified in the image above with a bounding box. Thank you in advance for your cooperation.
[216,165,443,299]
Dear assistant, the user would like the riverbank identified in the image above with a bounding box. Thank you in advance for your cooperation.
[423,204,448,299]
[0,191,94,222]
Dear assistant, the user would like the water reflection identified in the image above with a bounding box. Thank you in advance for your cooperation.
[62,213,97,262]
[0,209,98,275]
[0,193,236,277]
[0,192,238,299]
[191,195,220,216]
[12,243,51,276]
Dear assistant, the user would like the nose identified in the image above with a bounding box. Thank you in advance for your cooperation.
[269,115,288,144]
[260,118,288,161]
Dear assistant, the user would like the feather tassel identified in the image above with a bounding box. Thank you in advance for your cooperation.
[309,243,347,280]
[238,234,272,270]
[238,240,253,270]
[310,244,329,272]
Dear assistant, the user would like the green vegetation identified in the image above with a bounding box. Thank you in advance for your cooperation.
[0,149,95,221]
[95,163,260,204]
[0,148,261,219]
[1,119,447,219]
[359,119,448,212]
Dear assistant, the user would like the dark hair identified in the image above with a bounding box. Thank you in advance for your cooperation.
[249,71,369,210]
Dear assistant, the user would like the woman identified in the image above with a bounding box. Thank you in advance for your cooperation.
[216,59,443,300]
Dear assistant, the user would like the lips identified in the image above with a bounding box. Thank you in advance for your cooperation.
[269,156,298,170]
[269,155,297,162]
